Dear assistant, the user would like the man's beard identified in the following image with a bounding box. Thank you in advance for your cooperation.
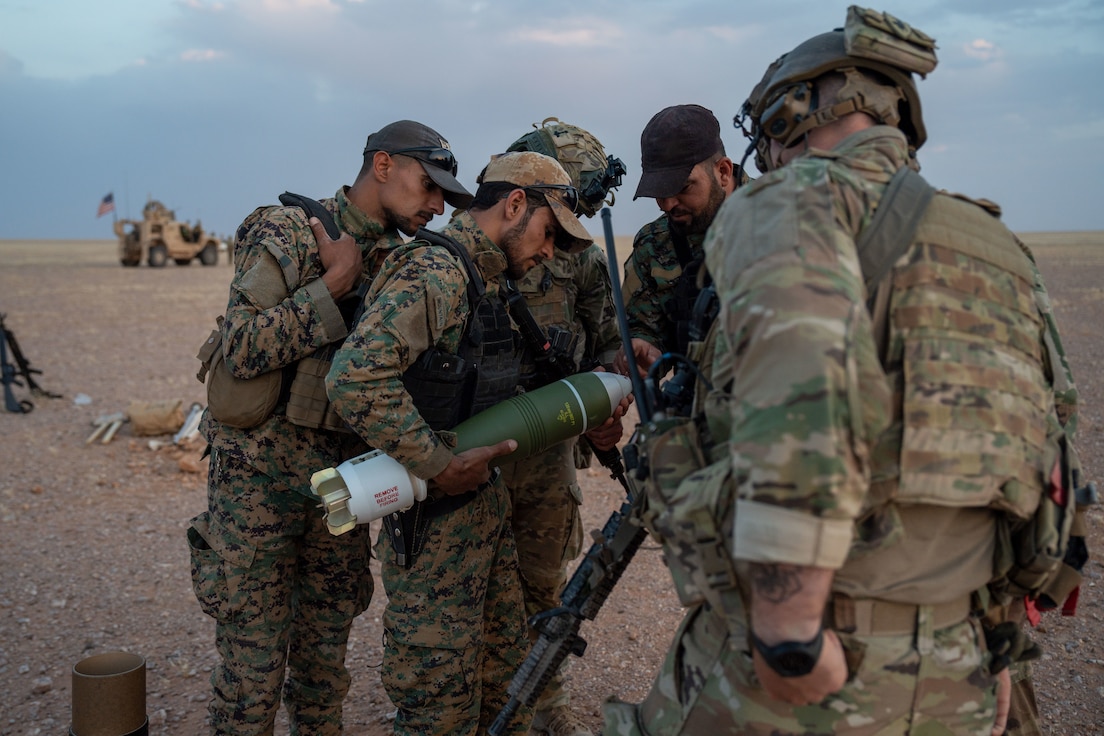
[384,207,434,237]
[500,209,536,279]
[668,177,726,238]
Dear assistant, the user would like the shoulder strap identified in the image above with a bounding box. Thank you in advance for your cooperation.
[278,191,341,240]
[670,227,695,269]
[415,227,486,306]
[856,167,936,293]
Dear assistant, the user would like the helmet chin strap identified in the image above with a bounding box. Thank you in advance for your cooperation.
[778,96,864,152]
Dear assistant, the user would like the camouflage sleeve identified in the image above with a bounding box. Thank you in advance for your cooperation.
[326,243,467,480]
[573,244,621,367]
[706,174,892,570]
[222,207,347,379]
[621,219,672,351]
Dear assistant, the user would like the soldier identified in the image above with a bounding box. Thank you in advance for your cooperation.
[186,120,473,735]
[614,104,744,379]
[500,119,627,736]
[604,7,1082,735]
[325,151,595,736]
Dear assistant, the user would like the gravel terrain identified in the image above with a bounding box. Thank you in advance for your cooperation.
[0,236,1101,735]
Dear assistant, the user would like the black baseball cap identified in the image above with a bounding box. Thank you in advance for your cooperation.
[363,120,473,208]
[634,104,724,200]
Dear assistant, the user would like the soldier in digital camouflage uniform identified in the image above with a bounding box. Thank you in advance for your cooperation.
[325,151,594,736]
[186,120,473,735]
[499,120,627,736]
[604,7,1084,735]
[614,104,744,379]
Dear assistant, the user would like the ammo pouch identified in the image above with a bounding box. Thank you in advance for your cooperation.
[284,347,353,433]
[637,417,739,611]
[401,348,475,431]
[993,432,1077,602]
[284,285,369,433]
[196,316,285,429]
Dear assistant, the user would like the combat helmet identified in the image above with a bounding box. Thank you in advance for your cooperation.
[507,118,627,218]
[735,6,937,171]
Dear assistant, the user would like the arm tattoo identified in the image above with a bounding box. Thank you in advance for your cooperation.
[749,563,803,605]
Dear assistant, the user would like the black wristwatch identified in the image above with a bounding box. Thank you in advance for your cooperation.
[749,628,825,678]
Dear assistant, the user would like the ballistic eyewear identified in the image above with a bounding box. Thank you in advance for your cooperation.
[389,146,458,177]
[523,184,580,214]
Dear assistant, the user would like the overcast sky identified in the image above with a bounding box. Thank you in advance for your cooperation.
[1,0,1102,241]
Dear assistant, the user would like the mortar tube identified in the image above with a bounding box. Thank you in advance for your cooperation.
[70,651,148,736]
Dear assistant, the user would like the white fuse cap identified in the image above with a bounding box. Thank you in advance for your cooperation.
[310,449,428,535]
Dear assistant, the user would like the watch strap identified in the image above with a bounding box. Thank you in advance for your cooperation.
[749,627,825,678]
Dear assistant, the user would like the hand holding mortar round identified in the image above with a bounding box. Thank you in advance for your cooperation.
[311,372,633,535]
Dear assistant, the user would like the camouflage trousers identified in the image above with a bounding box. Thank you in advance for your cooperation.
[373,480,531,735]
[603,599,999,735]
[187,449,374,735]
[1005,598,1042,736]
[501,439,585,712]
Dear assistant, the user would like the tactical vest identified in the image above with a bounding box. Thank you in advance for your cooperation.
[401,228,520,432]
[661,230,705,356]
[198,194,360,432]
[866,191,1052,519]
[637,168,1070,613]
[512,252,581,390]
[658,278,718,417]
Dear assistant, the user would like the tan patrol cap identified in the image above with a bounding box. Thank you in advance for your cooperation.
[478,151,593,253]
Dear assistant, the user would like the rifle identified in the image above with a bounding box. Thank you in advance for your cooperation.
[489,208,650,735]
[1,313,61,404]
[2,319,33,413]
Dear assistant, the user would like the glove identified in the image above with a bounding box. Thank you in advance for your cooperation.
[983,621,1042,675]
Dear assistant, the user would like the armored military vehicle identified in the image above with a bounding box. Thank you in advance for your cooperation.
[114,200,220,267]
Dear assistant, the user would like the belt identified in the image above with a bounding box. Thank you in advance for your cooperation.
[829,594,972,637]
[420,467,500,520]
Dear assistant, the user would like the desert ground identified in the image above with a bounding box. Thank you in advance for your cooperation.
[1,234,1102,735]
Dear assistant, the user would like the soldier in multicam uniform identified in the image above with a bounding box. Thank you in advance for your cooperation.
[325,151,595,736]
[604,7,1084,735]
[500,120,627,736]
[614,104,744,379]
[186,120,473,735]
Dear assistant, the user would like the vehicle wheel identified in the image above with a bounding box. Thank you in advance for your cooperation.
[199,242,218,266]
[174,258,193,266]
[120,257,140,267]
[148,243,168,268]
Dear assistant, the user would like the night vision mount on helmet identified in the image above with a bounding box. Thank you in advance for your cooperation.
[507,117,627,218]
[734,5,938,172]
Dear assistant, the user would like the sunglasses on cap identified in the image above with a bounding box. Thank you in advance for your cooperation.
[389,146,458,177]
[523,184,580,214]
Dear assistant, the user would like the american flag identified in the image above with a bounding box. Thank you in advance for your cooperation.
[97,192,115,218]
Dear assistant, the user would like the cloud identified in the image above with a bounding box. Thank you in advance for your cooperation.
[963,38,1002,62]
[180,49,226,62]
[512,20,623,47]
[257,0,338,11]
[704,24,761,44]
